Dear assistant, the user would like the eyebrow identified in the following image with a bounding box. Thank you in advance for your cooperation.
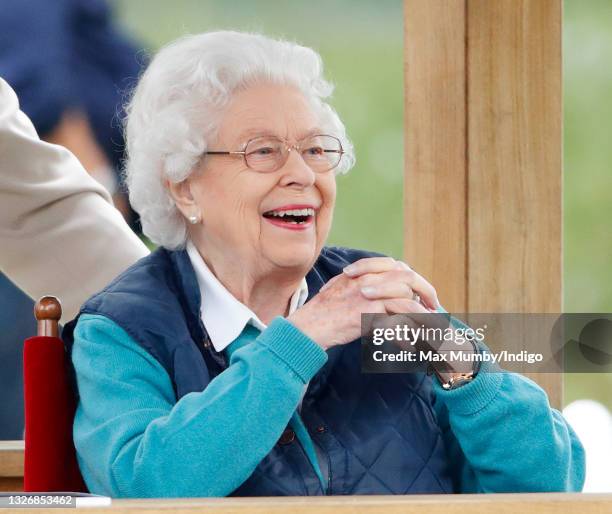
[235,127,325,144]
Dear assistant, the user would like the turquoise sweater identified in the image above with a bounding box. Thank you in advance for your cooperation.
[71,314,585,498]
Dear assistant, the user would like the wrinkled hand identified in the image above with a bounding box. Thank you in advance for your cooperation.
[287,257,441,350]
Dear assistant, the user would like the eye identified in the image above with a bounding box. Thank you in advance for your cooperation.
[304,146,325,156]
[254,147,274,155]
[248,146,278,157]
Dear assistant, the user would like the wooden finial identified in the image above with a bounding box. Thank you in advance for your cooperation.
[34,296,62,338]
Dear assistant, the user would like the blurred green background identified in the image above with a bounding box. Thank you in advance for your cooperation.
[563,0,612,409]
[114,0,612,409]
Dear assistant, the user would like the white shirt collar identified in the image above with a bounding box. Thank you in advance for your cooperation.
[186,240,309,352]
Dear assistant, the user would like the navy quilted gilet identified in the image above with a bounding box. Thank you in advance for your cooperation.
[63,246,455,495]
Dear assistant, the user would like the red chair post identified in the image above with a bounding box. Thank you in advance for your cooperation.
[23,296,87,492]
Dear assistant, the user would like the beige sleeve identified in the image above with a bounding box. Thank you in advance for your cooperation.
[0,78,150,320]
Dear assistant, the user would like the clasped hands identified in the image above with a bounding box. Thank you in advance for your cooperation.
[289,257,447,351]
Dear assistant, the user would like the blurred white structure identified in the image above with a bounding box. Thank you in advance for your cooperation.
[563,399,612,492]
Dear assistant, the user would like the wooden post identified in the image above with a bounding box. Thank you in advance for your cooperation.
[404,0,467,313]
[404,0,562,407]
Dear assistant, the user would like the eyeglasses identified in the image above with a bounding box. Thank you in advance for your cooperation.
[204,134,344,173]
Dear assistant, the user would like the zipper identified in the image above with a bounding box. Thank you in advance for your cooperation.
[326,452,332,494]
[313,436,331,495]
[289,412,329,494]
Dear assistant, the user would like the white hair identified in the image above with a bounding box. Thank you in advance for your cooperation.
[123,30,355,250]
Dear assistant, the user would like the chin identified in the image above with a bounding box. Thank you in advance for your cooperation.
[267,243,317,270]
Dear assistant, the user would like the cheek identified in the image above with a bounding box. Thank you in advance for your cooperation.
[196,171,264,223]
[223,193,261,232]
[320,176,337,213]
[317,184,336,238]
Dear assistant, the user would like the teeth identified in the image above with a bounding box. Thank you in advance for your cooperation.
[268,208,315,217]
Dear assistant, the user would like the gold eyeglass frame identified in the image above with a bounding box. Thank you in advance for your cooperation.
[204,134,345,173]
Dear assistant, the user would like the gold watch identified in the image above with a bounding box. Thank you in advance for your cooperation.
[430,338,479,390]
[434,370,476,390]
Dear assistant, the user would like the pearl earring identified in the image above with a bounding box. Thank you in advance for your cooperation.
[188,214,200,225]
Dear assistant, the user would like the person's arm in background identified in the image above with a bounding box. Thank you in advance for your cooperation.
[0,78,149,319]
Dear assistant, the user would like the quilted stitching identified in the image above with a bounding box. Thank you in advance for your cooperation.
[231,343,454,496]
[304,344,453,495]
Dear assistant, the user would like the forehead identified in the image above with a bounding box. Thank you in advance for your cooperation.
[216,83,323,145]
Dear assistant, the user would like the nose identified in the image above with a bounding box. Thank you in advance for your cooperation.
[278,146,316,188]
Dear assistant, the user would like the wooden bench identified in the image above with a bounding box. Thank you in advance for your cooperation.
[0,441,23,492]
[2,444,611,512]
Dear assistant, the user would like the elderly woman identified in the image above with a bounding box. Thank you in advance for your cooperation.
[64,31,584,498]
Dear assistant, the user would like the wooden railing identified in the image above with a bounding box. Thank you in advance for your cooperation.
[95,495,612,513]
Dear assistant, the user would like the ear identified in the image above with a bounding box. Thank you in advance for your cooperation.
[165,178,198,219]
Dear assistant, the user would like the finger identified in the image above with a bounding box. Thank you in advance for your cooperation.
[360,282,414,300]
[394,260,413,271]
[363,311,402,335]
[368,313,419,337]
[383,298,429,315]
[355,269,408,287]
[358,268,439,310]
[404,311,451,332]
[392,267,440,311]
[342,257,399,277]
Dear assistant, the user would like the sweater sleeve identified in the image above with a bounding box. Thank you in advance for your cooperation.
[71,314,327,498]
[433,315,586,493]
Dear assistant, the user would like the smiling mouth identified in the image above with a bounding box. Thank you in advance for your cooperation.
[262,207,315,229]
